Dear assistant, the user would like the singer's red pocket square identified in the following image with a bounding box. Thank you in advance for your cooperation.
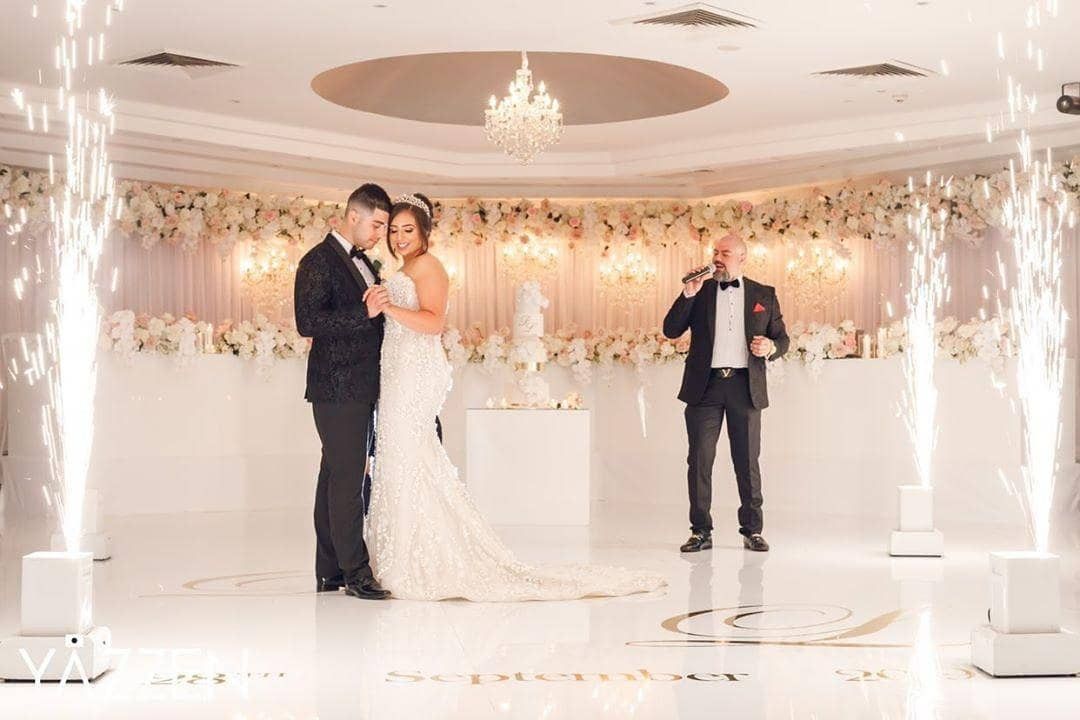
[753,302,766,313]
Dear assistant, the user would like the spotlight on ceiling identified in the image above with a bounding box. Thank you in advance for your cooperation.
[1057,82,1080,115]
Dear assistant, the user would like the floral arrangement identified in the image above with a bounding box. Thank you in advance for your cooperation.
[101,311,1012,378]
[485,392,585,410]
[4,158,1078,255]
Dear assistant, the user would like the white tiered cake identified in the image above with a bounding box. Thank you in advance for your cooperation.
[510,282,550,405]
[510,281,548,367]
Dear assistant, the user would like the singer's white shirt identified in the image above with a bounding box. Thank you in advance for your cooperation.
[711,277,749,369]
[332,230,376,286]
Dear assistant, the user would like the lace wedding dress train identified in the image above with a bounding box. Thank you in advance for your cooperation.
[366,271,666,601]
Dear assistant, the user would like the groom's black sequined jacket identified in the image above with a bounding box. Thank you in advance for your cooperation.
[294,234,383,404]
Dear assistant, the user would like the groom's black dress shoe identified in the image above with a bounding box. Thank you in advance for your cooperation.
[743,534,770,552]
[680,532,712,553]
[317,576,345,593]
[344,577,391,600]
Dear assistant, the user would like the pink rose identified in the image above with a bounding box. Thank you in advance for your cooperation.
[470,213,483,225]
[739,201,753,213]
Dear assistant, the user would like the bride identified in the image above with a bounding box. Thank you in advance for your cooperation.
[361,192,665,601]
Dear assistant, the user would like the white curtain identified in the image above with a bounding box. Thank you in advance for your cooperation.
[2,226,1076,337]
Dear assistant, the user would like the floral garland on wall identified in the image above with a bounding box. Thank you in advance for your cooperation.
[3,159,1078,258]
[102,311,1013,382]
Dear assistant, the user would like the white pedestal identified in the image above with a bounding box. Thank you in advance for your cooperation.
[890,485,943,556]
[465,408,590,526]
[972,551,1080,677]
[20,552,94,636]
[890,530,944,557]
[0,627,112,681]
[989,551,1060,633]
[971,625,1080,677]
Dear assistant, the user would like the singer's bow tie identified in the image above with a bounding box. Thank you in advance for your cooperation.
[349,246,366,260]
[718,278,741,290]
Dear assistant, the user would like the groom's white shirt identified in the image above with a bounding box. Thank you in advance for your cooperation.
[332,230,376,286]
[711,276,749,369]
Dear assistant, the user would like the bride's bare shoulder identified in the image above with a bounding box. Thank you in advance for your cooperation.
[410,253,448,282]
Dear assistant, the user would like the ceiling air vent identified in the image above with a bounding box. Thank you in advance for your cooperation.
[614,3,759,29]
[116,51,240,79]
[814,61,934,79]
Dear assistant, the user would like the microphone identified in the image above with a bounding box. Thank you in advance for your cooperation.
[681,266,714,285]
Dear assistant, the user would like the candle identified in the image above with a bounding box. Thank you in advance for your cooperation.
[875,327,888,358]
[860,333,872,359]
[202,322,215,354]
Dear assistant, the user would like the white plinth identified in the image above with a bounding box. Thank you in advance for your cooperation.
[20,552,94,636]
[0,626,111,681]
[971,624,1080,677]
[889,530,944,557]
[897,485,934,531]
[465,408,590,526]
[989,551,1061,633]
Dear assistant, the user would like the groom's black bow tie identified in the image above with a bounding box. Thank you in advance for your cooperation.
[718,278,741,290]
[349,246,366,260]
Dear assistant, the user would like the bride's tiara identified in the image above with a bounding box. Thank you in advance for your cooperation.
[394,193,431,220]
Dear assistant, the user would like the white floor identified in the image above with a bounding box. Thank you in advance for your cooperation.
[1,501,1078,719]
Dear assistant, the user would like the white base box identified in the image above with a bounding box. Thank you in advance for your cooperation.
[20,552,94,637]
[989,551,1060,634]
[0,627,111,682]
[971,624,1080,677]
[889,530,944,557]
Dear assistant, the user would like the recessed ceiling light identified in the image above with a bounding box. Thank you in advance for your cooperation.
[374,3,388,7]
[229,99,241,104]
[717,44,740,52]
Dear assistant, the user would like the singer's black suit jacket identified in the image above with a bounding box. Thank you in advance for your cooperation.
[662,277,789,409]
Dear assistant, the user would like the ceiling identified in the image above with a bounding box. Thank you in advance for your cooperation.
[1,0,1080,199]
[312,51,729,125]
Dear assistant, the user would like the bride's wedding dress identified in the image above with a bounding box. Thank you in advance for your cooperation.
[366,271,665,601]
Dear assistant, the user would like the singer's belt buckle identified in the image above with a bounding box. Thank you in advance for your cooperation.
[719,368,734,379]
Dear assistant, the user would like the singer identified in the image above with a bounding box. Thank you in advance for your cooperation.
[662,233,789,553]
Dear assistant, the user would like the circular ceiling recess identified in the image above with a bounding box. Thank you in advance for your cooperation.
[311,51,729,126]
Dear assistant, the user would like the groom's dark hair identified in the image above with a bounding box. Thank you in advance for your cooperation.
[346,183,391,217]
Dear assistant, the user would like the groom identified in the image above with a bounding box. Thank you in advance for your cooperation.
[295,183,392,600]
[663,233,789,554]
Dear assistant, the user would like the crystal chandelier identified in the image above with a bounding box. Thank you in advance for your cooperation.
[599,247,657,308]
[784,243,849,311]
[484,51,564,164]
[240,245,297,318]
[500,237,560,285]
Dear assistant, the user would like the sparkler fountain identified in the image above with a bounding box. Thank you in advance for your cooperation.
[0,0,123,682]
[890,180,948,558]
[971,0,1080,677]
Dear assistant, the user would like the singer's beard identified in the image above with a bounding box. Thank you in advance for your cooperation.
[715,266,732,282]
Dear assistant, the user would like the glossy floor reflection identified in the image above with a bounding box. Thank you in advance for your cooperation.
[1,501,1078,719]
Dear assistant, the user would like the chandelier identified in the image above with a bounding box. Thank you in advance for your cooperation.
[784,243,849,311]
[500,237,560,285]
[240,245,296,318]
[484,51,564,164]
[599,247,657,308]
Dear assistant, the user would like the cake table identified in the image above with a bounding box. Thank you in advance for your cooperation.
[464,408,590,526]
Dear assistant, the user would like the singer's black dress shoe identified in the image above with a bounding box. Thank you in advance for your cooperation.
[344,577,391,600]
[743,534,770,552]
[680,532,713,553]
[316,575,345,593]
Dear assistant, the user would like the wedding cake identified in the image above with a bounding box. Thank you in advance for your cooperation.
[510,281,548,366]
[510,282,550,406]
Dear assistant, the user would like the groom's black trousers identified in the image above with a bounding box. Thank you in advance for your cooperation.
[684,369,763,538]
[312,401,375,583]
